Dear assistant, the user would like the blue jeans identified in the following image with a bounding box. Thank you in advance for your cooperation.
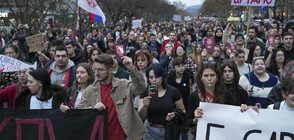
[143,120,165,140]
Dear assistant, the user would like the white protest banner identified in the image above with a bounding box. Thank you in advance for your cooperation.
[231,0,275,7]
[25,33,45,52]
[0,55,37,72]
[132,19,143,29]
[196,102,294,140]
[173,15,181,21]
[184,16,191,21]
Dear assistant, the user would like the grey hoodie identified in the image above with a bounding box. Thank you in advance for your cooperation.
[49,59,75,88]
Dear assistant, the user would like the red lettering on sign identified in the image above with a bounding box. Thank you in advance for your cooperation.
[0,118,10,132]
[250,0,260,4]
[90,116,104,140]
[15,118,56,140]
[264,0,272,4]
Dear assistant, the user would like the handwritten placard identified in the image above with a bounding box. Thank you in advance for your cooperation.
[26,33,44,52]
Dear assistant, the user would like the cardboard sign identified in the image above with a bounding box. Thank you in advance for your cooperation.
[196,102,294,140]
[268,36,275,47]
[132,19,143,29]
[26,33,45,52]
[231,0,276,7]
[0,55,37,72]
[204,38,215,54]
[115,44,126,62]
[0,109,108,140]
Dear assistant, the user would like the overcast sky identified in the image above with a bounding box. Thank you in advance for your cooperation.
[169,0,203,6]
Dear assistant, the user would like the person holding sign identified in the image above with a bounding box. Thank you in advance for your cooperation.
[14,69,68,109]
[77,54,147,140]
[138,63,185,140]
[0,45,22,89]
[187,61,232,136]
[0,69,30,108]
[239,57,279,108]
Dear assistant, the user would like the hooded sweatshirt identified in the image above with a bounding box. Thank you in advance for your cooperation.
[70,48,86,66]
[48,59,76,90]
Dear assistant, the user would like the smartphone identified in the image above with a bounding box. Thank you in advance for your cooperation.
[49,18,54,28]
[114,44,126,62]
[148,85,158,98]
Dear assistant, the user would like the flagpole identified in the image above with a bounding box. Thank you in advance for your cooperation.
[245,6,251,49]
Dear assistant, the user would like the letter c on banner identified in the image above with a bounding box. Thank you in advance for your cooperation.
[243,129,262,140]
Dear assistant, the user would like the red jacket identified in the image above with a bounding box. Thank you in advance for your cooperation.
[0,84,25,108]
[160,39,181,55]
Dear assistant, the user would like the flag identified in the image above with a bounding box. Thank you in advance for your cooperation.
[78,0,106,24]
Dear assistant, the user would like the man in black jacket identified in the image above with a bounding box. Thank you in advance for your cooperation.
[65,41,86,65]
[148,34,161,60]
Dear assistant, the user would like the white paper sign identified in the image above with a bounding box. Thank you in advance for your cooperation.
[173,15,181,21]
[184,16,191,21]
[231,0,275,7]
[132,19,143,29]
[0,55,37,72]
[196,102,294,140]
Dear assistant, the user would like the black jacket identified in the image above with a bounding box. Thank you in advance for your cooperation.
[148,41,162,60]
[167,70,194,110]
[267,83,283,106]
[165,109,186,140]
[14,85,68,109]
[70,48,86,66]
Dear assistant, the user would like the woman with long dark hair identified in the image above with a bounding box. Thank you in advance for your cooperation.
[220,61,248,106]
[14,69,67,109]
[186,61,232,137]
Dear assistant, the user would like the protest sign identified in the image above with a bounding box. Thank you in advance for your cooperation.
[184,16,191,21]
[268,36,275,47]
[132,19,143,29]
[0,55,37,72]
[230,44,238,55]
[173,15,181,21]
[0,109,108,140]
[204,38,215,54]
[25,33,45,52]
[231,0,275,7]
[196,102,294,140]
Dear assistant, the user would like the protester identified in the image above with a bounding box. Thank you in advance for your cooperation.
[187,61,232,137]
[220,61,248,106]
[65,41,86,65]
[14,69,67,109]
[246,45,262,64]
[0,45,22,89]
[47,46,76,91]
[168,44,196,75]
[281,32,294,63]
[189,43,203,70]
[160,43,174,74]
[60,63,94,111]
[138,63,186,140]
[106,50,129,80]
[77,54,147,140]
[0,69,29,108]
[239,57,279,108]
[266,49,286,77]
[267,60,294,105]
[234,49,252,76]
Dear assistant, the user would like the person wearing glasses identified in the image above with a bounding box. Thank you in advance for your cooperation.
[239,57,279,108]
[265,49,286,77]
[168,44,196,75]
[77,54,147,140]
[220,61,248,106]
[187,61,232,137]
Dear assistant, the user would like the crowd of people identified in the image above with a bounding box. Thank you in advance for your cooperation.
[0,17,294,140]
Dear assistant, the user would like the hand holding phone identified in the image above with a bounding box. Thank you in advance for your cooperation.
[148,85,158,98]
